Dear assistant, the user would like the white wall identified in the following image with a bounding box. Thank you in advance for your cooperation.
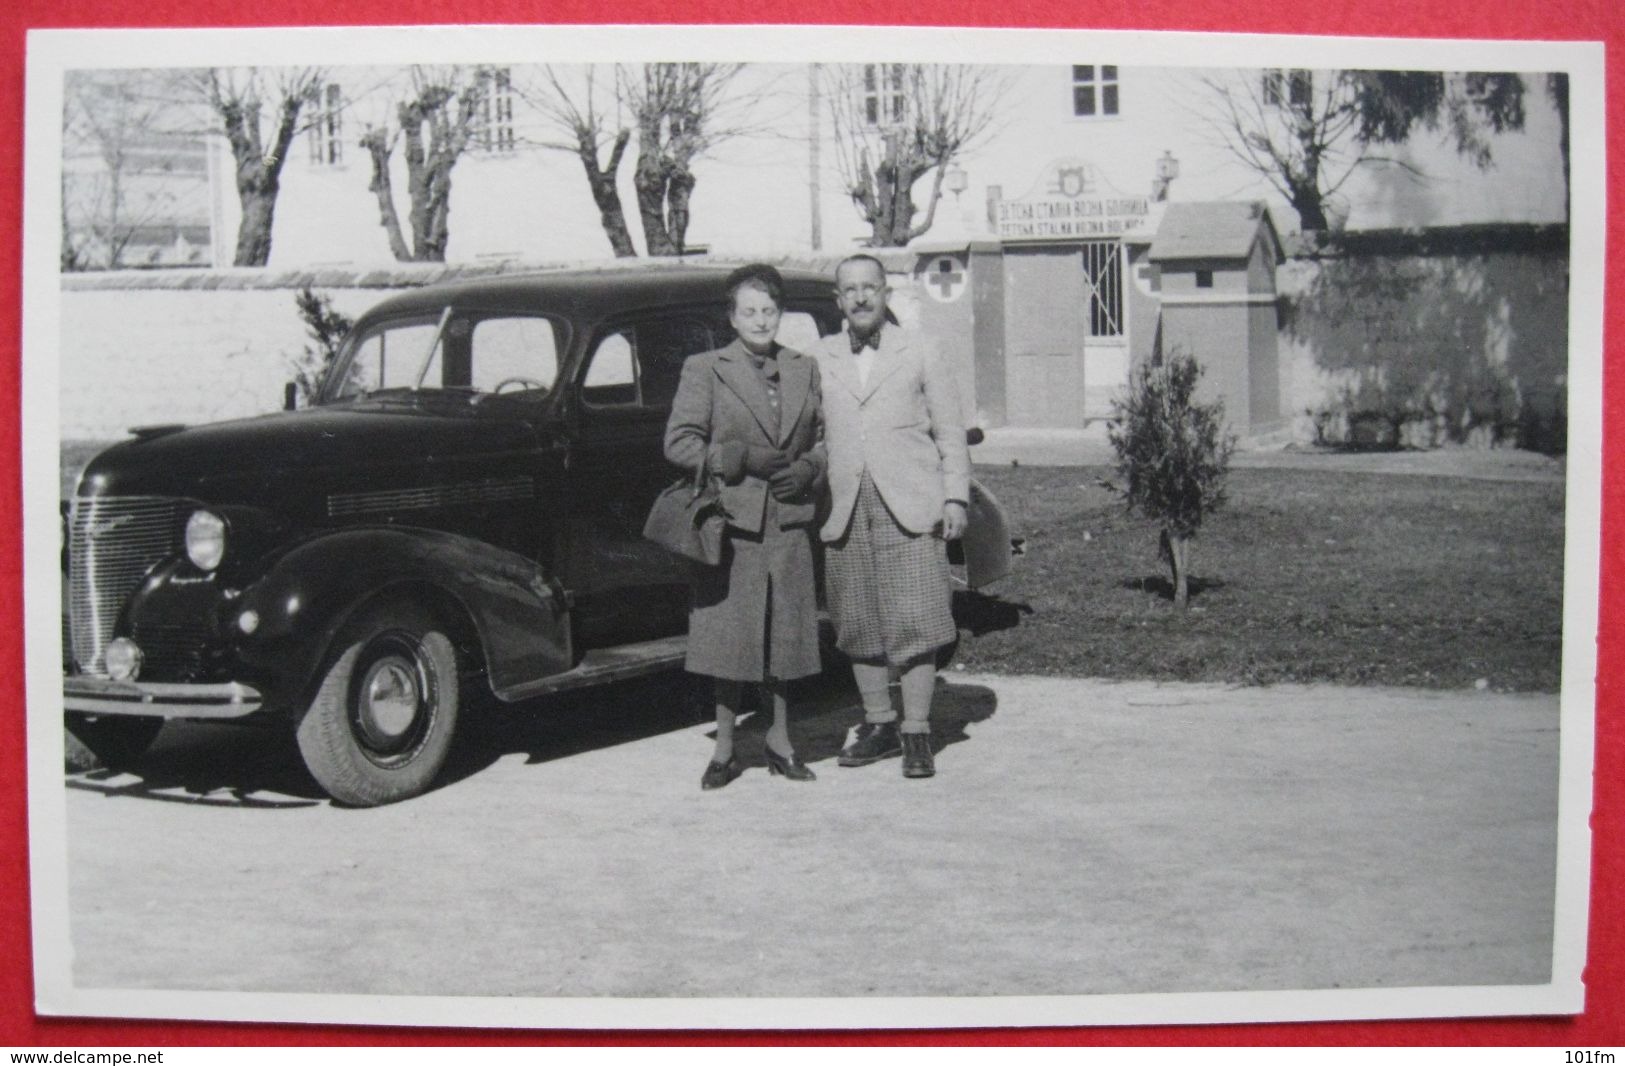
[58,285,407,439]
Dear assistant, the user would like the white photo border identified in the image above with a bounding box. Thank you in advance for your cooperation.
[22,22,1605,1030]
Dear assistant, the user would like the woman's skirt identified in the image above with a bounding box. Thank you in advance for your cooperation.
[825,472,957,665]
[685,515,822,683]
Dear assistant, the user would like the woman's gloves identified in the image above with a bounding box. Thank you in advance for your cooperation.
[768,458,817,502]
[744,445,791,480]
[710,441,814,501]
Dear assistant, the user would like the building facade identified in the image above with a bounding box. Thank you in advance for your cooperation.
[182,63,1566,269]
[61,62,1570,444]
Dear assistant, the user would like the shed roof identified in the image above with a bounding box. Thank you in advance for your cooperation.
[1148,200,1284,262]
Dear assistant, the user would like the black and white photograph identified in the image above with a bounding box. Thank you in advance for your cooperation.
[21,24,1604,1030]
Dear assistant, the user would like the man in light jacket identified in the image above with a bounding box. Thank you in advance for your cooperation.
[812,254,970,779]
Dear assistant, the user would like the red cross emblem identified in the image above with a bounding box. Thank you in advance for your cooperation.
[924,256,967,303]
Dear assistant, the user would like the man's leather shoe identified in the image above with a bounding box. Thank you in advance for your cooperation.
[901,733,935,778]
[838,722,902,767]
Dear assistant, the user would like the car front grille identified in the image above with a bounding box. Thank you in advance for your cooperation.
[68,496,183,676]
[129,620,213,682]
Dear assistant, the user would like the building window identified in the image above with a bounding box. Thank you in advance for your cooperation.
[1195,269,1214,289]
[1082,241,1123,337]
[864,64,908,126]
[1072,65,1119,118]
[307,83,343,166]
[1262,69,1313,109]
[477,68,516,152]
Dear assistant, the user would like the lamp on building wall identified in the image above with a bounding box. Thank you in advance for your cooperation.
[943,161,969,200]
[1151,150,1180,202]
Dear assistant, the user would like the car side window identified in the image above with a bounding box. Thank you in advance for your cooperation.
[583,330,639,406]
[336,320,439,398]
[470,316,561,394]
[582,317,715,410]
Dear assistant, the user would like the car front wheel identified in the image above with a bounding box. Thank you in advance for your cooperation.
[296,600,461,806]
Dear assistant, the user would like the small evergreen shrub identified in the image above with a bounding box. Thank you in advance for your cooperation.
[1108,352,1236,608]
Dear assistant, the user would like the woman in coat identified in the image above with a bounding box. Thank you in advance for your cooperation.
[663,264,826,790]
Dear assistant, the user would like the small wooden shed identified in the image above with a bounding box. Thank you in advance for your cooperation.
[1148,200,1284,434]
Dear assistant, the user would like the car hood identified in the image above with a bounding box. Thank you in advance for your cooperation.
[73,402,547,504]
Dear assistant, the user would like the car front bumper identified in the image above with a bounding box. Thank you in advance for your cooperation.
[64,675,264,719]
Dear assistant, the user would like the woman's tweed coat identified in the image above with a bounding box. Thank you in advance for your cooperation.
[663,339,827,682]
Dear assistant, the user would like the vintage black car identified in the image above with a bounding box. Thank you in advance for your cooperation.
[62,264,1017,805]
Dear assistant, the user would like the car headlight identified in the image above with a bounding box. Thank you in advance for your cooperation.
[185,510,226,571]
[104,637,143,681]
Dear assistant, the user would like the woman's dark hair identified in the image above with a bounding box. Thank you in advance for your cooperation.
[724,263,785,310]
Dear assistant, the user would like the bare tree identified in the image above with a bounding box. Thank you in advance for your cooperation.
[62,69,199,270]
[624,63,753,256]
[824,63,1011,247]
[194,67,326,266]
[512,65,637,257]
[359,66,493,263]
[1197,69,1528,232]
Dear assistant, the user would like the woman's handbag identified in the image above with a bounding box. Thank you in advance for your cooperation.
[643,457,726,566]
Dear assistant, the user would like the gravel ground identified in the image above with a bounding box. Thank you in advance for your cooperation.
[62,671,1559,1002]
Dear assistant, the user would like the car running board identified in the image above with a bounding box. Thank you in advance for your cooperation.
[492,633,688,703]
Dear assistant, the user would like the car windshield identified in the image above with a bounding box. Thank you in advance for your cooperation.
[326,312,564,403]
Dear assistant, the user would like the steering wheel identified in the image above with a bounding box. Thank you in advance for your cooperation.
[490,377,548,395]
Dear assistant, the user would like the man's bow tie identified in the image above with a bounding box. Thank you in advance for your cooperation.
[849,330,881,354]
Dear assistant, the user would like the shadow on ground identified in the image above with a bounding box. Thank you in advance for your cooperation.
[684,669,999,773]
[65,722,326,808]
[1122,574,1228,602]
[953,589,1034,636]
[63,662,999,808]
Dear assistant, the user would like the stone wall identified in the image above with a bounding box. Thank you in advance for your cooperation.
[1275,225,1569,451]
[56,256,916,442]
[56,232,1569,452]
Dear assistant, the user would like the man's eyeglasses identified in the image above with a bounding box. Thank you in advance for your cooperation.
[839,283,884,301]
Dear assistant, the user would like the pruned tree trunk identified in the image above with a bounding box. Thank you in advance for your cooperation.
[577,127,636,257]
[634,153,678,256]
[665,166,695,254]
[1289,182,1328,232]
[419,162,454,261]
[233,187,279,268]
[401,120,441,261]
[361,131,412,262]
[862,146,930,247]
[217,94,305,267]
[375,73,486,263]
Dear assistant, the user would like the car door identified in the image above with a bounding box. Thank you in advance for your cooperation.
[564,312,718,648]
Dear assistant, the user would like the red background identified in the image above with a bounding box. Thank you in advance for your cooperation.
[1,0,1618,1048]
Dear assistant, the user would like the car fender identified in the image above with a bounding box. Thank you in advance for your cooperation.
[232,526,572,706]
[951,477,1019,589]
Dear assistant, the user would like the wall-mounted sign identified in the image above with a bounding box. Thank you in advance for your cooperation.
[920,255,967,303]
[993,158,1151,240]
[995,197,1150,240]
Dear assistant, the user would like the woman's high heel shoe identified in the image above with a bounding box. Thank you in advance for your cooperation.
[763,744,816,782]
[701,754,741,791]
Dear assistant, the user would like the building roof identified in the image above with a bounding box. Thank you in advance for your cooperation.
[1148,200,1284,262]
